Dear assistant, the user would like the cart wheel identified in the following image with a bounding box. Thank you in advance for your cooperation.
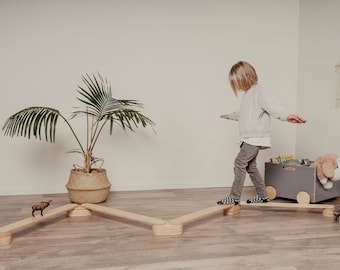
[296,191,310,204]
[266,186,277,200]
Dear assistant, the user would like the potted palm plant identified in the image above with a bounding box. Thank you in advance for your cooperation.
[2,73,154,203]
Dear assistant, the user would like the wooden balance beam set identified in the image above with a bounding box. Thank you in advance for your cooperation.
[0,201,335,245]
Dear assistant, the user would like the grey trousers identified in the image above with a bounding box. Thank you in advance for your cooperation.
[230,142,268,200]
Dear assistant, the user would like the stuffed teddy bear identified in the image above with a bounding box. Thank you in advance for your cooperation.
[311,153,340,189]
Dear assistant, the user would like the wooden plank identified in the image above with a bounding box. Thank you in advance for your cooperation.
[0,203,79,245]
[0,203,79,234]
[239,201,334,209]
[169,204,234,225]
[81,203,166,226]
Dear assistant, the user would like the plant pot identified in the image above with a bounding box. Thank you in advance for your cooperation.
[66,168,111,204]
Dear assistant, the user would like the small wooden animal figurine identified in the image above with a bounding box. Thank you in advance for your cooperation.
[32,200,52,217]
[334,209,340,224]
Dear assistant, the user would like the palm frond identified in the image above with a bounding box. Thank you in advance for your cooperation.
[72,73,123,120]
[2,107,60,143]
[109,109,155,133]
[72,73,154,130]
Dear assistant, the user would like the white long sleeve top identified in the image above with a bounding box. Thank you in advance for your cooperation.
[228,84,289,144]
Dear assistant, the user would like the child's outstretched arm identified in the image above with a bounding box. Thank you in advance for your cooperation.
[220,111,239,121]
[287,114,307,124]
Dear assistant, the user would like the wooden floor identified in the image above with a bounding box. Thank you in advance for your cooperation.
[1,187,340,270]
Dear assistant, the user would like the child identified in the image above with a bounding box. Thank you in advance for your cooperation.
[217,61,306,205]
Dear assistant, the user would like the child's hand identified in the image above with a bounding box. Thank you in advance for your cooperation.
[220,114,229,119]
[287,114,306,124]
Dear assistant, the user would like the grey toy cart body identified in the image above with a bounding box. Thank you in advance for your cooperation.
[264,162,340,204]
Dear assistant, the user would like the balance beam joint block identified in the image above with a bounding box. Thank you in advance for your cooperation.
[224,205,241,216]
[0,231,11,246]
[152,223,183,236]
[67,205,93,217]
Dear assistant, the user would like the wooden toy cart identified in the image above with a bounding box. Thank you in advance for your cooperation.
[265,162,340,204]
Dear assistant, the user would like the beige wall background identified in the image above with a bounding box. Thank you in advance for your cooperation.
[0,0,336,196]
[296,0,340,158]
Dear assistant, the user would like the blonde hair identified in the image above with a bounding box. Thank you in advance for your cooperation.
[228,61,258,95]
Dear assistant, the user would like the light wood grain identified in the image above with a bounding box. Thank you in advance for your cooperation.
[0,204,78,245]
[239,201,334,209]
[0,204,78,234]
[170,204,234,225]
[0,187,339,270]
[81,203,166,225]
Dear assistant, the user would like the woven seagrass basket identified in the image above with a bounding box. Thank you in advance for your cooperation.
[66,168,111,204]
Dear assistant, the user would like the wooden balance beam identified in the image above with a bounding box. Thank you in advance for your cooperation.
[0,203,78,246]
[0,201,334,244]
[80,203,167,233]
[152,201,335,236]
[239,201,335,217]
[152,204,241,236]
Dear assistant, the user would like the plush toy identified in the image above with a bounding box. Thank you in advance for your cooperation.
[311,153,340,189]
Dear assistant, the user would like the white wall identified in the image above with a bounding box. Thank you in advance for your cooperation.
[296,0,340,159]
[0,0,300,195]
